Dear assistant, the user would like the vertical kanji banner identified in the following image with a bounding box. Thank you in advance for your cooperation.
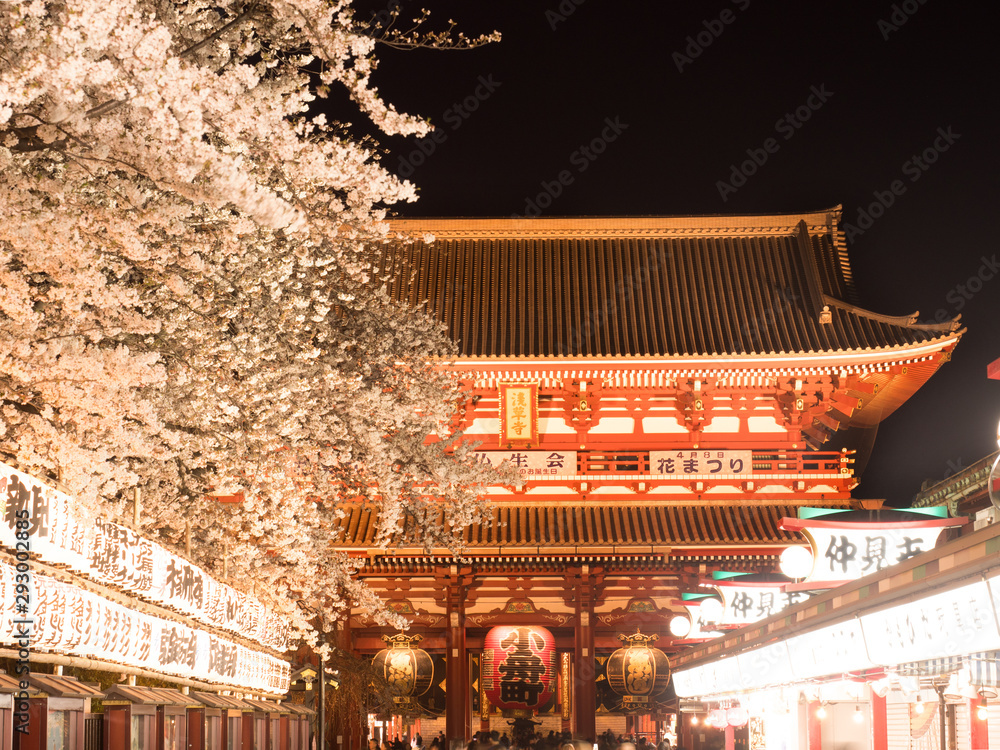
[498,383,538,448]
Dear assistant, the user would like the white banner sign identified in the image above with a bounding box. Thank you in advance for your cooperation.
[0,462,287,651]
[736,641,794,689]
[712,585,812,626]
[0,563,289,692]
[860,579,1000,664]
[786,619,874,678]
[805,525,949,583]
[683,605,725,639]
[649,450,752,476]
[672,654,742,698]
[475,451,577,477]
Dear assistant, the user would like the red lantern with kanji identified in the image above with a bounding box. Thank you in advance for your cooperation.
[606,630,671,710]
[372,633,435,710]
[481,626,555,713]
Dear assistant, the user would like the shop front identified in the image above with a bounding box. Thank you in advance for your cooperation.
[671,518,1000,749]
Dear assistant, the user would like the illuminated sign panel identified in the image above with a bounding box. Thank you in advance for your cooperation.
[498,383,538,448]
[860,579,1000,664]
[673,579,1000,698]
[649,450,752,476]
[0,562,289,692]
[785,619,874,678]
[709,585,812,627]
[475,451,577,478]
[0,462,287,651]
[780,512,965,585]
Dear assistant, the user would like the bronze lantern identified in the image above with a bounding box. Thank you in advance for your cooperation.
[606,630,671,710]
[371,633,435,710]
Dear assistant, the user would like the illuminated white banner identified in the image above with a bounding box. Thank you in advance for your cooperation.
[0,462,287,651]
[0,563,289,692]
[780,515,963,584]
[786,619,874,678]
[683,605,725,639]
[672,654,742,698]
[860,579,1000,664]
[475,451,577,477]
[710,585,812,626]
[736,642,793,688]
[649,450,752,476]
[673,581,1000,698]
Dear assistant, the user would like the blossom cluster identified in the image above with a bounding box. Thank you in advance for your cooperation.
[0,0,501,644]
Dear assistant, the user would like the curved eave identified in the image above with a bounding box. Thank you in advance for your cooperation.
[387,208,842,239]
[435,333,962,371]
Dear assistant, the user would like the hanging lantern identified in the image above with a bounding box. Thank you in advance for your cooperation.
[726,706,749,727]
[371,633,434,709]
[482,626,555,715]
[606,630,671,711]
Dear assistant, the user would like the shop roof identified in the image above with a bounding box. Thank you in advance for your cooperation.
[102,685,197,706]
[0,671,21,693]
[25,674,104,699]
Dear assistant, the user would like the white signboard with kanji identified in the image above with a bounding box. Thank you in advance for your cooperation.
[672,654,743,698]
[805,526,948,583]
[649,450,752,476]
[860,579,1000,664]
[713,585,812,626]
[0,562,289,692]
[786,619,874,678]
[0,461,288,650]
[736,641,794,689]
[475,451,577,478]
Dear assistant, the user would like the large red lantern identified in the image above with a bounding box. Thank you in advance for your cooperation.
[481,626,555,713]
[372,633,435,709]
[606,630,671,710]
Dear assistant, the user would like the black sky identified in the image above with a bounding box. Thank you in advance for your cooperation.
[343,1,1000,505]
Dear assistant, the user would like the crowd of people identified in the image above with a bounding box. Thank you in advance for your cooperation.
[369,729,675,750]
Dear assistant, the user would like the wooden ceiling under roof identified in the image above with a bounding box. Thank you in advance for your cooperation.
[376,209,960,359]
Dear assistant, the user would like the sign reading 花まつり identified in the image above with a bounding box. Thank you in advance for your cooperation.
[649,450,752,476]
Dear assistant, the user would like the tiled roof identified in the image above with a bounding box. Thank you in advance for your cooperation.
[375,210,958,358]
[0,671,19,693]
[25,674,104,699]
[103,685,194,705]
[333,502,804,549]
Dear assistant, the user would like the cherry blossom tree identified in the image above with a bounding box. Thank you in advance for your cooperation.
[0,0,501,641]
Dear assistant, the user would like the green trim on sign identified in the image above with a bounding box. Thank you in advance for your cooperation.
[681,593,714,601]
[798,507,852,520]
[711,571,748,581]
[902,506,949,519]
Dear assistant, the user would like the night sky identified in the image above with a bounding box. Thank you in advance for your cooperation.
[341,1,1000,505]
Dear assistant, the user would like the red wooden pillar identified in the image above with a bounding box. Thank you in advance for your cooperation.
[807,701,822,750]
[444,565,470,749]
[332,622,364,750]
[572,564,598,742]
[724,724,734,750]
[871,694,888,750]
[970,698,989,750]
[679,715,694,750]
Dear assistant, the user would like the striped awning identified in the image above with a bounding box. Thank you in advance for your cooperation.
[968,652,1000,687]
